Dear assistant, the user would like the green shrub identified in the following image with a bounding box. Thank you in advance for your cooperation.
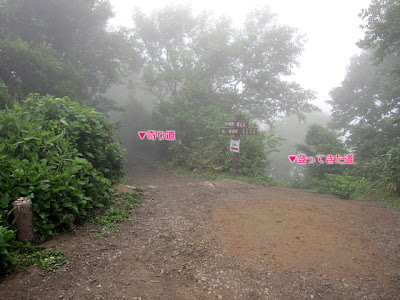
[0,79,14,110]
[0,226,15,276]
[0,95,122,241]
[381,145,400,194]
[312,174,376,199]
[20,94,125,183]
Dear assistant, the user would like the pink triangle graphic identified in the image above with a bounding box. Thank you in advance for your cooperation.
[138,131,146,140]
[288,155,297,163]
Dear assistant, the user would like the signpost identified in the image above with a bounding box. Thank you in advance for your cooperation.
[220,115,258,169]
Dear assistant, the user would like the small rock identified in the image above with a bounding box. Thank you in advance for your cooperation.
[204,181,214,188]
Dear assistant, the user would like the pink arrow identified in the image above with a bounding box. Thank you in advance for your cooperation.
[138,131,146,140]
[288,155,297,163]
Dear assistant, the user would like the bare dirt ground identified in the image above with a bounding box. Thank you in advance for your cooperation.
[1,159,400,299]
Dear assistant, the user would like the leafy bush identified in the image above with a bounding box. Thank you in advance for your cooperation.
[0,79,14,110]
[21,94,125,183]
[312,174,376,199]
[335,143,400,199]
[0,226,15,276]
[381,144,400,194]
[0,95,123,242]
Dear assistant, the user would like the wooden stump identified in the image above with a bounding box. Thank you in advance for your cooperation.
[13,197,35,242]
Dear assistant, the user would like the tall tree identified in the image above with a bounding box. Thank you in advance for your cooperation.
[132,5,315,125]
[0,0,137,110]
[328,51,399,160]
[328,51,399,131]
[296,124,346,180]
[358,0,400,67]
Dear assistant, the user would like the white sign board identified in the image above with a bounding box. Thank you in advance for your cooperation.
[230,139,240,153]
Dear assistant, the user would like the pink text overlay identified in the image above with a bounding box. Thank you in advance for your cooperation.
[288,154,354,164]
[138,130,176,141]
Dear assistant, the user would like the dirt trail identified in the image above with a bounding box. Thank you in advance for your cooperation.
[1,160,400,299]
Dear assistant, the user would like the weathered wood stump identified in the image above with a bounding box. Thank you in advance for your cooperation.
[13,197,35,242]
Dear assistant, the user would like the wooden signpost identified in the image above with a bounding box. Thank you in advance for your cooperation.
[220,115,258,169]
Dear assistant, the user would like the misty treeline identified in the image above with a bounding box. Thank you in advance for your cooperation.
[0,0,399,200]
[285,0,400,200]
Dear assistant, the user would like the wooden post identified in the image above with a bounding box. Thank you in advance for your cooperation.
[13,197,35,242]
[220,115,258,170]
[233,115,241,170]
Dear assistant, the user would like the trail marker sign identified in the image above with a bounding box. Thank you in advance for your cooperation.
[230,139,240,153]
[220,115,258,169]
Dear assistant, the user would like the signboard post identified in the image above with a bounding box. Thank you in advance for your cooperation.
[220,115,258,169]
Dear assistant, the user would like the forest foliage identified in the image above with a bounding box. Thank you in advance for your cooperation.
[0,0,138,111]
[294,0,400,200]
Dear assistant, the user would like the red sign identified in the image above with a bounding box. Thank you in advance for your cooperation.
[230,139,240,153]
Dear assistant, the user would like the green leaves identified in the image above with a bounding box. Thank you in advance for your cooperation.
[10,244,68,273]
[0,95,121,247]
[21,94,125,183]
[312,174,375,200]
[358,0,400,65]
[0,226,15,276]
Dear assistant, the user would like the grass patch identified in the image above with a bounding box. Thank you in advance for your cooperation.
[10,242,68,274]
[90,189,144,238]
[352,189,400,206]
[285,176,400,206]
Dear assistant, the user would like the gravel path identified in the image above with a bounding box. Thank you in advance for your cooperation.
[1,160,399,299]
